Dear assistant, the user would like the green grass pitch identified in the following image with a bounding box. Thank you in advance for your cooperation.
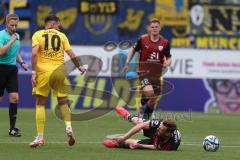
[0,108,239,160]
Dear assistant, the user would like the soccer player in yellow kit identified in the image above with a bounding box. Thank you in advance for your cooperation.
[29,15,86,147]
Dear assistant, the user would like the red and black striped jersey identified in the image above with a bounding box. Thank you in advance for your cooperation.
[143,119,181,151]
[133,34,171,63]
[133,34,171,78]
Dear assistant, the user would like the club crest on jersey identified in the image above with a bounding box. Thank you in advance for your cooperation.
[158,46,163,51]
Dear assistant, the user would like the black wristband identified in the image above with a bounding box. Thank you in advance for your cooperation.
[20,61,25,65]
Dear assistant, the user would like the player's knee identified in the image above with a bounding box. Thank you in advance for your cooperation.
[9,95,19,103]
[131,116,144,125]
[36,95,47,105]
[57,97,68,105]
[144,90,155,99]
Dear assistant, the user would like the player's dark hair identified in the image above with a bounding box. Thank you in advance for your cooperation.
[163,118,177,132]
[44,15,60,24]
[149,18,160,25]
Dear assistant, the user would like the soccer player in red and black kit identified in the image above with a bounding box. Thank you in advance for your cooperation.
[103,107,181,151]
[123,18,172,119]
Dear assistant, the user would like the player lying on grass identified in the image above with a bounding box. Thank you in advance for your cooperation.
[103,107,181,151]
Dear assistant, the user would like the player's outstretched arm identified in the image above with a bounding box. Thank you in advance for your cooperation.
[31,45,39,71]
[122,47,136,73]
[31,45,39,87]
[65,49,86,74]
[130,142,156,150]
[117,121,149,143]
[137,144,155,150]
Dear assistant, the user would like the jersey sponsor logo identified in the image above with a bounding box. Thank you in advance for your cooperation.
[150,52,159,60]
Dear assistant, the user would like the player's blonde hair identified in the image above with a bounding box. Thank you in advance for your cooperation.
[149,18,160,25]
[5,13,19,23]
[163,117,177,132]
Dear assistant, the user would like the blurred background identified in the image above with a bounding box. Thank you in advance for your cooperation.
[0,0,240,113]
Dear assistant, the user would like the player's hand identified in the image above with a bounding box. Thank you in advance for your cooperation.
[78,66,86,74]
[11,34,17,42]
[122,64,129,73]
[22,63,29,71]
[129,142,141,149]
[31,74,37,87]
[163,57,171,68]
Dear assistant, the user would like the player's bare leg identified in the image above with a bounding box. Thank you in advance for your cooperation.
[115,106,149,125]
[131,116,145,125]
[124,139,142,149]
[139,85,159,119]
[103,138,141,149]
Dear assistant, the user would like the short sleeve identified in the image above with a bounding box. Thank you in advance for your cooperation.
[164,41,171,58]
[133,37,141,51]
[0,34,4,47]
[149,119,161,128]
[62,34,71,51]
[32,33,39,47]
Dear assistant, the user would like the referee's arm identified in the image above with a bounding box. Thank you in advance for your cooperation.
[17,54,28,71]
[0,34,17,56]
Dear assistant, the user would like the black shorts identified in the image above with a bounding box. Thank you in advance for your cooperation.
[139,76,162,96]
[137,139,153,145]
[0,64,18,96]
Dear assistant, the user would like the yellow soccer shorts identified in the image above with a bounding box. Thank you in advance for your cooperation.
[32,71,68,97]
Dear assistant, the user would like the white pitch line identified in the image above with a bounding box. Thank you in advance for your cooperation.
[0,141,67,144]
[182,143,240,148]
[0,141,240,148]
[0,141,102,144]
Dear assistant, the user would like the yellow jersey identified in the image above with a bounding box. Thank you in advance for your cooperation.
[32,29,71,72]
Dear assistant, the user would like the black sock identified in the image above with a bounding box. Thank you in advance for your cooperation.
[141,98,149,106]
[9,103,17,130]
[127,115,133,122]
